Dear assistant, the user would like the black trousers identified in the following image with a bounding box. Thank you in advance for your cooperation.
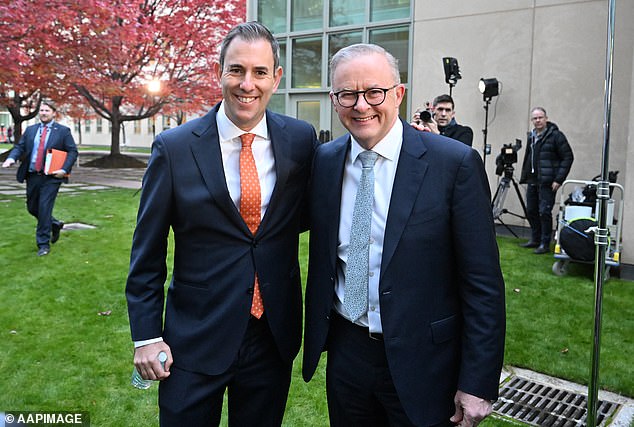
[327,313,425,427]
[526,183,556,245]
[159,316,292,427]
[25,173,62,248]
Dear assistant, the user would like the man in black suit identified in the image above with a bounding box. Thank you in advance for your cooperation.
[303,44,506,427]
[2,101,78,256]
[126,22,317,426]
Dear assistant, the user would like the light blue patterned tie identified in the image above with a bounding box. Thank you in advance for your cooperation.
[344,150,379,322]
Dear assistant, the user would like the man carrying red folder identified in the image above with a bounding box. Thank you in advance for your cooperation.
[2,100,78,256]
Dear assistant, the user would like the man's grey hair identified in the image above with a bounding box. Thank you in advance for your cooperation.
[531,106,547,116]
[330,43,400,87]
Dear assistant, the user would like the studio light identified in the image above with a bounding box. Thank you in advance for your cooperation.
[443,57,461,96]
[478,78,499,100]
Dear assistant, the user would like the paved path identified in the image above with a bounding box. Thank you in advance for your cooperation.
[0,152,146,200]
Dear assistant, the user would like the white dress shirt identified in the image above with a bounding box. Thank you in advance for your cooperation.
[134,103,276,348]
[334,119,403,334]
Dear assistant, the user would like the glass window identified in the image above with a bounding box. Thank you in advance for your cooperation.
[162,115,170,129]
[259,0,287,34]
[278,40,287,90]
[292,0,323,31]
[330,104,348,140]
[330,0,364,27]
[371,0,410,22]
[84,120,91,133]
[296,100,321,134]
[292,36,322,89]
[369,26,409,84]
[328,31,362,86]
[134,121,141,134]
[96,118,103,133]
[269,94,286,114]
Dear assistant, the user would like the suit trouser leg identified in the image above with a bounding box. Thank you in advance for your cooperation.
[159,316,292,427]
[326,313,416,427]
[26,174,61,248]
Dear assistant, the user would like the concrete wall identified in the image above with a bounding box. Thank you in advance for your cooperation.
[411,0,634,265]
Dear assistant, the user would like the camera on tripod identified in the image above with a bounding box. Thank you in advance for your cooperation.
[495,139,522,177]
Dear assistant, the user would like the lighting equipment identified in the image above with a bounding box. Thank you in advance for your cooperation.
[478,77,499,100]
[478,77,500,165]
[442,57,461,96]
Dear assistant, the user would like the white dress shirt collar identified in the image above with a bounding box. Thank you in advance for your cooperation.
[216,102,269,142]
[349,119,403,162]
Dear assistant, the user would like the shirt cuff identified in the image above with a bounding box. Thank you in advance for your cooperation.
[134,337,163,348]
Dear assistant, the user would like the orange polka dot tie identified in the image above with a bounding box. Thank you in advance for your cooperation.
[239,133,264,318]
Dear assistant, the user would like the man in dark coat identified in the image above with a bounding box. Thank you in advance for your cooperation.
[413,94,474,146]
[519,107,574,254]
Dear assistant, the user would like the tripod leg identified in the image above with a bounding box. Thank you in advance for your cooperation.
[511,177,528,219]
[492,179,510,220]
[497,217,519,238]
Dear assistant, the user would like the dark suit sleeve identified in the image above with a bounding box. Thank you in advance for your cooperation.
[60,127,78,173]
[8,128,30,161]
[126,137,173,341]
[451,148,506,400]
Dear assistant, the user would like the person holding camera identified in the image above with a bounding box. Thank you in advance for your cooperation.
[519,107,574,254]
[412,94,473,146]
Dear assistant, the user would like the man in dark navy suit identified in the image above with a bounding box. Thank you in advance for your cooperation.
[126,22,317,426]
[303,44,506,427]
[2,101,78,256]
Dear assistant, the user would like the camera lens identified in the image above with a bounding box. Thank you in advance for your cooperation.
[420,110,433,122]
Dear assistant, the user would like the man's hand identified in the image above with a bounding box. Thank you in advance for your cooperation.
[2,158,15,168]
[51,169,67,179]
[133,342,173,381]
[424,120,440,135]
[450,390,493,427]
[552,182,561,192]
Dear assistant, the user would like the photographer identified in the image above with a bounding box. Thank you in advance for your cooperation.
[519,107,574,254]
[412,94,473,146]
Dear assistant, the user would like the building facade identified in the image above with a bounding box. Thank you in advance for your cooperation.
[246,0,634,270]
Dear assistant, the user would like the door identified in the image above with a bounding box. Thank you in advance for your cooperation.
[290,94,345,143]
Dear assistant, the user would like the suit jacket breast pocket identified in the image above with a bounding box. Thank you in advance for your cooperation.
[407,206,446,226]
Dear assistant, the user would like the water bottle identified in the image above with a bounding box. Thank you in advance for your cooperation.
[131,351,168,389]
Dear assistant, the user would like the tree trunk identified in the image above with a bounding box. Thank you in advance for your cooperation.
[109,96,123,156]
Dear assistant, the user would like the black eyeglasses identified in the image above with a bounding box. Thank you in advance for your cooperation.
[332,84,399,108]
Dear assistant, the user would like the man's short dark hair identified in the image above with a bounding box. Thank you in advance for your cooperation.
[432,94,454,109]
[41,100,57,112]
[219,21,280,71]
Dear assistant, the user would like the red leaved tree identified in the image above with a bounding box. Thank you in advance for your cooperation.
[2,1,244,165]
[23,0,244,165]
[0,0,66,146]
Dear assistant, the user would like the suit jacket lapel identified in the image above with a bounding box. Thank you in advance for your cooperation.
[258,111,291,234]
[381,123,428,276]
[189,106,245,229]
[324,135,349,269]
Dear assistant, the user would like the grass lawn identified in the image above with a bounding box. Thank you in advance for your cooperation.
[0,188,632,426]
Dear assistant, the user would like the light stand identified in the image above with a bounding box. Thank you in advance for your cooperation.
[478,78,499,165]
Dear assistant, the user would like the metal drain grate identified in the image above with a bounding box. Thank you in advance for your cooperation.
[493,375,621,426]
